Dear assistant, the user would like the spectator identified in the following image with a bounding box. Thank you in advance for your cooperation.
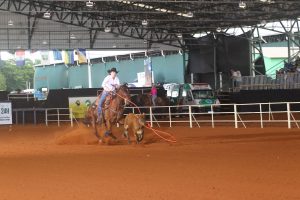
[150,84,157,106]
[230,69,238,89]
[236,70,242,89]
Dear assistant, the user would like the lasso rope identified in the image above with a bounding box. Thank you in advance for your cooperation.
[115,92,177,143]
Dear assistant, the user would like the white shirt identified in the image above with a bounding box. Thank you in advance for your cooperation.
[102,75,120,92]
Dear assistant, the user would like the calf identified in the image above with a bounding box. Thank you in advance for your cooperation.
[124,113,145,144]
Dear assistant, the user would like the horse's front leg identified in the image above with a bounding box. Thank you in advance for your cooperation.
[104,120,117,140]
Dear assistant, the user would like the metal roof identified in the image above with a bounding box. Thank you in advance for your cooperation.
[0,0,300,50]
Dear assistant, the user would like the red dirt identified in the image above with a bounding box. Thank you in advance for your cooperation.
[0,124,300,200]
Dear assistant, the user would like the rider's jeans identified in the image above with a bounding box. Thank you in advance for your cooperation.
[98,90,109,117]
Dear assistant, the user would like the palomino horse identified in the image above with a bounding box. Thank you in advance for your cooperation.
[85,84,131,142]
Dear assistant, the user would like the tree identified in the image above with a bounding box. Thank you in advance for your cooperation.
[0,59,34,92]
[0,72,6,91]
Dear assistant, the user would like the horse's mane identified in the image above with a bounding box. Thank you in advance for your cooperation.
[116,84,129,93]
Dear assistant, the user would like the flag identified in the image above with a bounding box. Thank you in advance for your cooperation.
[63,50,74,65]
[76,48,87,64]
[53,50,62,60]
[15,50,25,67]
[40,51,50,66]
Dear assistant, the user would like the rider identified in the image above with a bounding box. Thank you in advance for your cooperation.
[150,84,157,106]
[97,67,120,122]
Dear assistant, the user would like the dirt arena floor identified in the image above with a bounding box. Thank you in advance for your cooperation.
[0,123,300,200]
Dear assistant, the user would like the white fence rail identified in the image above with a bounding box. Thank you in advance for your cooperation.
[124,102,300,129]
[45,108,74,127]
[36,102,300,128]
[237,74,300,91]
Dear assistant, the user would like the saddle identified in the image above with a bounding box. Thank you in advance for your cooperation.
[95,93,116,110]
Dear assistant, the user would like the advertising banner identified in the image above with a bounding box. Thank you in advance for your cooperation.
[68,96,97,119]
[0,102,12,125]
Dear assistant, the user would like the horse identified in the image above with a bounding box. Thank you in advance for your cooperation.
[130,94,170,118]
[123,113,145,144]
[131,93,169,107]
[85,84,131,143]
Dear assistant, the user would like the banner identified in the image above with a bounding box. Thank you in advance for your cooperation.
[0,102,12,125]
[144,57,153,86]
[63,50,75,65]
[53,50,62,61]
[40,51,50,66]
[15,50,25,67]
[69,96,97,119]
[76,49,87,64]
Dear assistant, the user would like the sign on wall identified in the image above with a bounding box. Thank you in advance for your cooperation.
[0,102,12,125]
[68,97,97,119]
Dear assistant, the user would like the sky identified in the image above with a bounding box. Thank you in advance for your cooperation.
[0,50,144,64]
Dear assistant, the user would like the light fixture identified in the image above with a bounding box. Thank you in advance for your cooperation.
[42,40,48,45]
[176,33,183,38]
[186,11,193,18]
[239,1,246,9]
[260,20,267,24]
[104,26,111,33]
[143,39,147,44]
[8,19,13,26]
[86,1,94,7]
[112,44,117,48]
[43,11,51,18]
[142,19,148,26]
[70,33,76,39]
[216,27,222,32]
[192,33,201,38]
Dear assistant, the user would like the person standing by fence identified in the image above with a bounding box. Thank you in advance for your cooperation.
[231,69,238,90]
[150,84,157,106]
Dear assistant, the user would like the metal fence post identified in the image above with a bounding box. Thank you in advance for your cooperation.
[70,108,73,127]
[189,106,192,128]
[287,102,291,129]
[234,104,238,128]
[211,105,215,128]
[45,109,48,126]
[57,109,60,127]
[169,106,172,127]
[259,103,263,128]
[150,107,153,127]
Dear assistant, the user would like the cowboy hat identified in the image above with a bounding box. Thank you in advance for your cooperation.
[107,67,119,74]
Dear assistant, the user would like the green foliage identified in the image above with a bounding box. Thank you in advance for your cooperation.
[0,72,6,91]
[0,59,34,92]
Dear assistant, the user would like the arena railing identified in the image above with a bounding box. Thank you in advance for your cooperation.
[45,108,74,127]
[8,93,36,101]
[235,73,300,91]
[124,102,300,129]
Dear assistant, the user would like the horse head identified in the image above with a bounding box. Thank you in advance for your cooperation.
[116,84,131,106]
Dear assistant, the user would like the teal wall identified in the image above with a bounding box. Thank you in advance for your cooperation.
[68,65,89,88]
[264,57,285,75]
[34,53,185,90]
[34,65,68,90]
